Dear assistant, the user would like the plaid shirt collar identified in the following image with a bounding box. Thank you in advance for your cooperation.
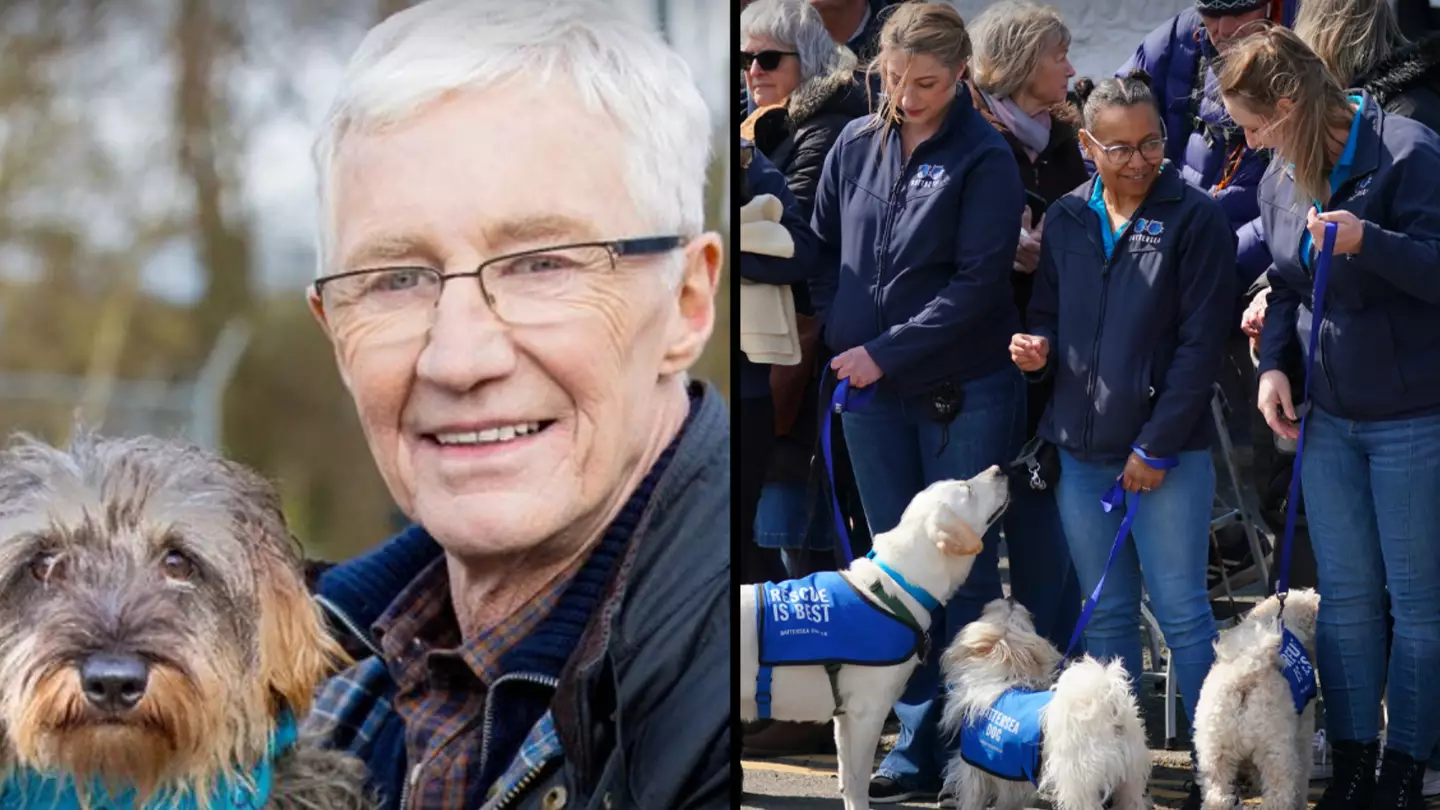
[372,557,570,691]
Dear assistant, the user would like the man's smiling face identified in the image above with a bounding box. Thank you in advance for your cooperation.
[312,79,713,560]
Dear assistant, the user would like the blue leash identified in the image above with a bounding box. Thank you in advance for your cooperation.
[819,371,940,611]
[1277,221,1336,607]
[1063,459,1176,660]
[821,374,874,565]
[1267,222,1333,713]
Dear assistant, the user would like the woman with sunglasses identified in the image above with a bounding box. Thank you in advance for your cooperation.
[738,0,872,761]
[1221,25,1440,810]
[1011,69,1234,810]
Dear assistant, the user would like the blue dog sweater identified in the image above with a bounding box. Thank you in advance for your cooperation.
[959,688,1052,784]
[0,710,297,809]
[753,571,925,719]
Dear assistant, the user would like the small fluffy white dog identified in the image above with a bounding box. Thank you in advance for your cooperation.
[939,598,1151,810]
[738,466,1010,810]
[1193,588,1321,810]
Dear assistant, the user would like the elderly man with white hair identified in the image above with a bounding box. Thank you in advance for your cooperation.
[301,1,729,808]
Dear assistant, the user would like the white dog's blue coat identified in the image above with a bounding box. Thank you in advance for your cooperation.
[1279,626,1317,713]
[959,688,1051,784]
[753,571,924,718]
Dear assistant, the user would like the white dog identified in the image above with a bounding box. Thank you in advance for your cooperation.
[1193,588,1321,810]
[939,598,1151,810]
[738,466,1009,810]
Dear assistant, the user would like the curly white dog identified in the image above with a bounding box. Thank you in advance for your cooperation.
[1193,588,1321,810]
[738,466,1010,810]
[939,598,1151,810]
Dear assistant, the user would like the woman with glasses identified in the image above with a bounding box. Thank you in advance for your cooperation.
[1011,69,1234,810]
[1221,25,1440,809]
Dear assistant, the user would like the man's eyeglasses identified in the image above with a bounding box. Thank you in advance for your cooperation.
[740,50,797,72]
[314,236,686,337]
[1086,132,1167,166]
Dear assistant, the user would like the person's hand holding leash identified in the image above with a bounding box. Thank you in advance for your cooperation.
[831,346,884,388]
[1307,207,1362,254]
[1258,369,1300,440]
[1122,452,1166,494]
[1009,334,1049,372]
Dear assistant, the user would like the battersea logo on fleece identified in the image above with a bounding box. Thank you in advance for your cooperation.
[959,688,1052,784]
[756,571,922,667]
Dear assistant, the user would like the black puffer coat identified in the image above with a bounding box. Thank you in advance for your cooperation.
[1358,32,1440,134]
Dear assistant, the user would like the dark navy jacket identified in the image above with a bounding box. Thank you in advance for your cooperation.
[811,89,1024,396]
[1122,1,1298,291]
[742,144,818,400]
[1257,94,1440,421]
[1028,164,1237,462]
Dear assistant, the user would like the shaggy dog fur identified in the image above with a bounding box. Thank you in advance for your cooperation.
[1193,588,1321,810]
[939,598,1151,810]
[0,431,375,809]
[738,466,1010,810]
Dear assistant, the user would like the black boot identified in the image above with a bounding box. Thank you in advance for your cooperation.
[1371,748,1426,810]
[1316,739,1380,810]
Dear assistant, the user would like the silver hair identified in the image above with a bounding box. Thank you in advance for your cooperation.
[311,0,712,279]
[968,0,1072,100]
[740,0,857,85]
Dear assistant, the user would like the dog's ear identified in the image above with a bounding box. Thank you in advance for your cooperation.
[926,503,983,557]
[255,543,349,717]
[231,474,349,718]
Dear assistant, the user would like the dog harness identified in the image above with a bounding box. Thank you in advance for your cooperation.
[753,561,931,719]
[0,709,298,810]
[958,688,1052,784]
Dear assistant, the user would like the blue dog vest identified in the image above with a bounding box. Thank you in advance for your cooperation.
[959,688,1052,784]
[753,571,925,719]
[1279,626,1318,714]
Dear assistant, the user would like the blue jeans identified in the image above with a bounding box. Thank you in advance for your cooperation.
[754,479,835,579]
[1299,407,1440,758]
[1055,447,1218,726]
[840,364,1018,790]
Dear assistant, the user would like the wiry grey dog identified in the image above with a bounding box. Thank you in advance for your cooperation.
[0,430,375,809]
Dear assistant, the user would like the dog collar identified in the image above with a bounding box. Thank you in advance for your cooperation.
[865,550,941,612]
[0,709,298,810]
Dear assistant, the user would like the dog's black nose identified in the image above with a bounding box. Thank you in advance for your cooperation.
[79,653,149,711]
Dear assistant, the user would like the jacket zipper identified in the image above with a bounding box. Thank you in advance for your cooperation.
[875,150,916,337]
[478,673,563,805]
[397,671,559,810]
[1306,177,1365,417]
[312,594,383,658]
[491,759,562,810]
[1081,203,1147,453]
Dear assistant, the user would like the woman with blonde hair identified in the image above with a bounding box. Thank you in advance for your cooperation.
[810,2,1027,802]
[962,0,1085,660]
[1220,23,1440,810]
[1294,0,1440,133]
